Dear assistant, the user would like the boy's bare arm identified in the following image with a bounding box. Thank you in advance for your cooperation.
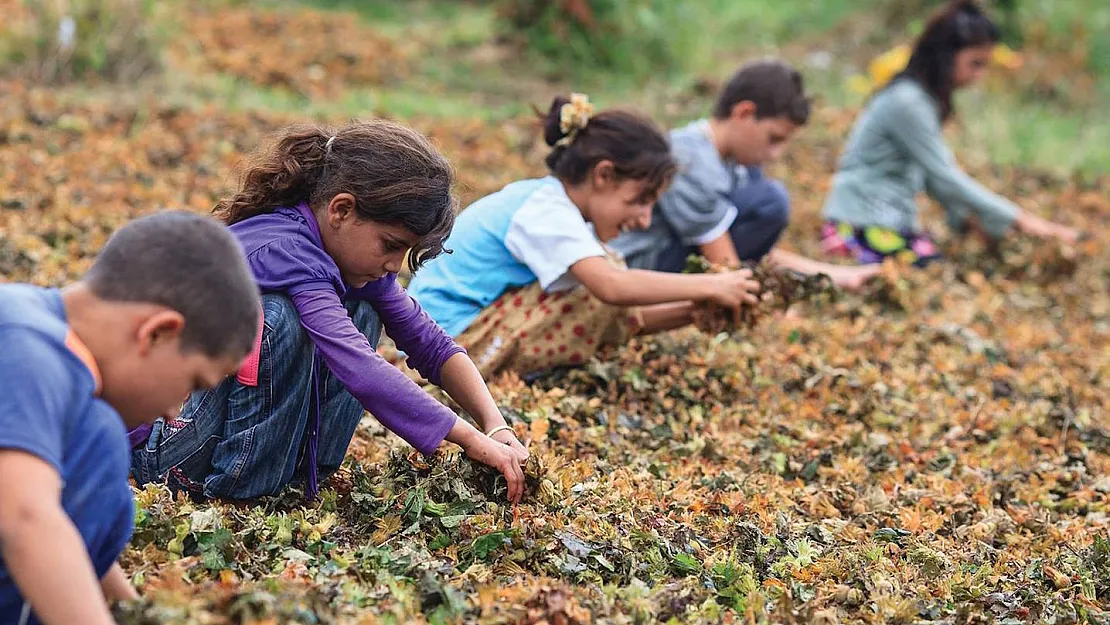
[766,249,880,291]
[699,232,742,268]
[0,450,116,625]
[102,561,139,603]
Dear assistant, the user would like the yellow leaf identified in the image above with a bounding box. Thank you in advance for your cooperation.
[847,74,875,95]
[992,44,1023,70]
[371,514,402,546]
[868,44,912,89]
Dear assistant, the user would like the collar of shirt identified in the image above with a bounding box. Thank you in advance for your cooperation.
[294,202,326,249]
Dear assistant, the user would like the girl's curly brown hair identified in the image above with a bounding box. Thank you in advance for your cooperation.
[213,120,456,271]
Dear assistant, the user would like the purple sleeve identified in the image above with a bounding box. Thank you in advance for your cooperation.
[129,424,152,448]
[290,288,456,455]
[350,275,466,386]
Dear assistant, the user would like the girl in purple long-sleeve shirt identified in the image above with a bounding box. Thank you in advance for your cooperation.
[130,121,529,502]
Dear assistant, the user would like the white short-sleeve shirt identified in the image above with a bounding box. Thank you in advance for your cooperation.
[503,179,606,292]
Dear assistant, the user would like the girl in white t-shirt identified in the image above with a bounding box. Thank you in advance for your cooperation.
[408,95,762,379]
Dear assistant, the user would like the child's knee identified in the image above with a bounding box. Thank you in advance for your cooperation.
[261,294,305,340]
[256,294,313,373]
[262,293,297,323]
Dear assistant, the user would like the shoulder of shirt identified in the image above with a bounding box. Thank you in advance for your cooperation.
[512,178,585,224]
[232,209,315,248]
[458,177,548,221]
[671,120,728,172]
[0,288,82,385]
[878,79,936,113]
[0,284,67,336]
[247,233,327,262]
[664,148,729,202]
[669,120,713,160]
[514,177,567,205]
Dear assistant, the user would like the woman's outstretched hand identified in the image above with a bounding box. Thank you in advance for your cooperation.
[1015,211,1080,244]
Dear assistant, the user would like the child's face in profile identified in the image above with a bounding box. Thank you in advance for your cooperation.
[724,104,799,167]
[586,169,660,241]
[953,44,993,88]
[101,318,243,428]
[320,193,420,288]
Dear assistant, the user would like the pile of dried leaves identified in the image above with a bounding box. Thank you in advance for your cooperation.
[2,4,1110,621]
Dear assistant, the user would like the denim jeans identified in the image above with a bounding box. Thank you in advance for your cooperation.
[650,167,791,272]
[130,293,382,500]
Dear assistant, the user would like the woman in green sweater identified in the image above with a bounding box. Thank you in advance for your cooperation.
[822,0,1078,266]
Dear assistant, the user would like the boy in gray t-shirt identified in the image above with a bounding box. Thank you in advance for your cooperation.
[609,60,878,290]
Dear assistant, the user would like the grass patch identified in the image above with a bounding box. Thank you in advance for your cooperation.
[1016,0,1110,77]
[0,0,166,83]
[954,89,1110,174]
[15,0,1105,174]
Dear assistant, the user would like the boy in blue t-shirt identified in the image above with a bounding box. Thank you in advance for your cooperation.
[0,212,260,625]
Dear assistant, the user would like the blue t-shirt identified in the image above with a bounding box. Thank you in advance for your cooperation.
[0,285,134,625]
[408,177,606,337]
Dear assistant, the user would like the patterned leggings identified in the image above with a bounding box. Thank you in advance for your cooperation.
[457,283,642,380]
[821,221,941,267]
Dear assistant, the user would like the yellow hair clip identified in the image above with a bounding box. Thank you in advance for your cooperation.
[556,93,594,147]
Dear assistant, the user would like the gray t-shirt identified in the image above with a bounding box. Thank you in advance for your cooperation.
[609,119,749,270]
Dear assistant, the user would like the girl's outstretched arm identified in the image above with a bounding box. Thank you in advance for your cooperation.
[438,353,530,458]
[351,274,463,385]
[568,256,760,316]
[295,289,529,501]
[292,288,458,454]
[766,249,880,291]
[639,302,697,333]
[700,232,879,292]
[1012,211,1080,243]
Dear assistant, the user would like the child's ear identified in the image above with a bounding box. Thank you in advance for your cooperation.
[591,160,616,190]
[137,310,186,356]
[326,193,358,228]
[730,100,758,121]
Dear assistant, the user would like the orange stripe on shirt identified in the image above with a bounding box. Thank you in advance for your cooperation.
[65,330,103,396]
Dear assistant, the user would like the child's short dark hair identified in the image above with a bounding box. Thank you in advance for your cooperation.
[712,59,811,125]
[84,211,260,359]
[541,96,676,202]
[213,120,456,272]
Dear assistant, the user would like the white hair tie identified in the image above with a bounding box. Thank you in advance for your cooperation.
[325,135,336,153]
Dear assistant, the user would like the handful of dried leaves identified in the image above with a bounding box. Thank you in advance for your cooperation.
[683,255,838,334]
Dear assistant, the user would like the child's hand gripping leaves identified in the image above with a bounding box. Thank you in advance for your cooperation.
[450,421,529,503]
[691,260,762,327]
[685,254,838,333]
